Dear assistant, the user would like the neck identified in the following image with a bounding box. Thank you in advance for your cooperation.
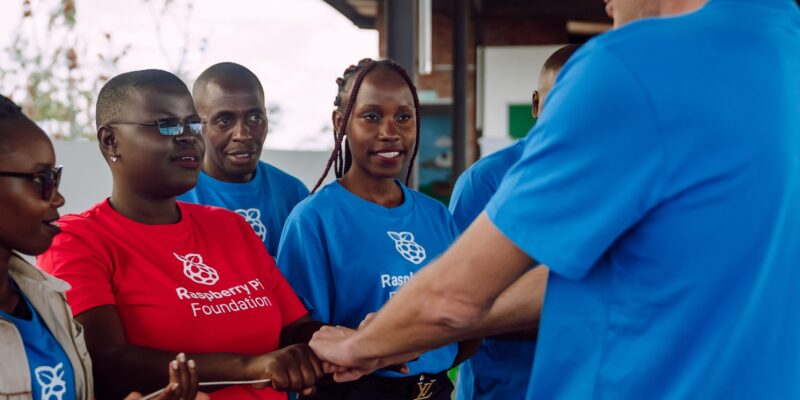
[660,0,706,16]
[0,246,17,313]
[203,160,255,183]
[110,184,181,225]
[339,170,404,208]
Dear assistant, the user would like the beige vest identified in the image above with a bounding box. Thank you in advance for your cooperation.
[0,254,93,400]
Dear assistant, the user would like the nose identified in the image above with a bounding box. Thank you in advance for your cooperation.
[50,189,65,208]
[174,133,197,145]
[378,121,401,142]
[232,119,252,142]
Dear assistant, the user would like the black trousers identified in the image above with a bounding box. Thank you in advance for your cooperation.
[302,372,453,400]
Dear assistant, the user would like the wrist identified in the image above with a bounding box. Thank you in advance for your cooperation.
[343,330,371,365]
[241,354,261,380]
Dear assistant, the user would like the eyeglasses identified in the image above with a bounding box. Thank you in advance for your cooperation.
[0,165,62,200]
[107,118,203,136]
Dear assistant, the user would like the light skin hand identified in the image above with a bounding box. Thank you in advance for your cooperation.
[310,213,536,374]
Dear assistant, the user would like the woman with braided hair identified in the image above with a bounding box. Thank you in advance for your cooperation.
[277,59,475,400]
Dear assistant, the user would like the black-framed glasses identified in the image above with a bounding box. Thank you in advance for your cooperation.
[0,165,62,200]
[107,118,203,136]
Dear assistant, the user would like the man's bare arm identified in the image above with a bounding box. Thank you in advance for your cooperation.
[310,212,537,369]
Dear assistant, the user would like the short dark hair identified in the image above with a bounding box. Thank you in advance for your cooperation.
[193,62,264,100]
[541,44,582,77]
[95,69,189,129]
[0,94,37,156]
[0,94,23,120]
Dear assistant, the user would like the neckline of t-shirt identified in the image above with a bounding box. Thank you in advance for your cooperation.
[196,165,266,194]
[100,198,193,236]
[0,280,36,324]
[330,180,415,217]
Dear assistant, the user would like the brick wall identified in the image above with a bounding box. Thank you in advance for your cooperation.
[377,5,568,163]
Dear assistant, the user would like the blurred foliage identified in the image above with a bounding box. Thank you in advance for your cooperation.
[1,0,212,140]
[0,0,128,139]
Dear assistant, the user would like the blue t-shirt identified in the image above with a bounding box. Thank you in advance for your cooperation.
[0,280,77,400]
[486,0,800,398]
[178,161,309,256]
[449,140,535,400]
[277,180,459,377]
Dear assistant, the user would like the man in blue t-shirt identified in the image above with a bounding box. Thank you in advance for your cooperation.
[178,63,309,256]
[450,44,579,400]
[308,1,800,398]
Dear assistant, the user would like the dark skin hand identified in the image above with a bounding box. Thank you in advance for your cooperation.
[124,354,203,400]
[79,306,325,399]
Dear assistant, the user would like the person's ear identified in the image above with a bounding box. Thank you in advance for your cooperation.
[532,90,541,119]
[97,126,118,161]
[332,110,343,135]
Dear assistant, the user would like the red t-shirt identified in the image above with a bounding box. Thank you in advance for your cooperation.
[37,200,308,399]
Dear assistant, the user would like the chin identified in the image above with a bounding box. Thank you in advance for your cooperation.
[169,179,199,197]
[17,238,54,256]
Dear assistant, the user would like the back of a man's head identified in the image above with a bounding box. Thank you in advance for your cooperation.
[533,44,581,117]
[95,69,188,129]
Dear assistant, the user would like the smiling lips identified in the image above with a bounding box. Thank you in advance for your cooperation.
[172,150,201,169]
[42,218,61,234]
[225,150,258,165]
[373,149,403,161]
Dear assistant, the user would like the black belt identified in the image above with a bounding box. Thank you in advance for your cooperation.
[306,371,452,400]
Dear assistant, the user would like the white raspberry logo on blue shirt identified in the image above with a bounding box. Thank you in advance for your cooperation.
[174,253,220,286]
[387,231,427,265]
[35,363,66,400]
[235,208,268,242]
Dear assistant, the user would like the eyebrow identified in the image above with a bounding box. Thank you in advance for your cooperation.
[212,108,265,116]
[24,162,54,171]
[357,103,414,109]
[147,110,200,120]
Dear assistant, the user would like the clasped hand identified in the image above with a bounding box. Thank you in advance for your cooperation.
[309,313,422,383]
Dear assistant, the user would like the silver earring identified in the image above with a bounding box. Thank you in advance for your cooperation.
[111,155,119,162]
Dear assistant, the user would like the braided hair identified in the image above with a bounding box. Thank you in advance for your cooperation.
[311,58,421,193]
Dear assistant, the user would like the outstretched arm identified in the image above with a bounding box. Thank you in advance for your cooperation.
[79,305,324,399]
[310,212,539,375]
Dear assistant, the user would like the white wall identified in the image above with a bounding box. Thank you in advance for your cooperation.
[52,139,333,217]
[482,45,563,142]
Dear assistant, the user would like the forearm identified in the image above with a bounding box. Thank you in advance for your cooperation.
[458,266,548,340]
[281,315,325,346]
[91,343,253,398]
[342,213,534,364]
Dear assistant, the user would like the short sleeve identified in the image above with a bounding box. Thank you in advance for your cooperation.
[486,45,665,280]
[276,211,335,323]
[449,168,495,233]
[295,179,310,201]
[234,214,308,327]
[36,228,116,316]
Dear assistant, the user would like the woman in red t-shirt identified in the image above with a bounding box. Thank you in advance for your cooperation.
[37,70,325,400]
[0,94,203,400]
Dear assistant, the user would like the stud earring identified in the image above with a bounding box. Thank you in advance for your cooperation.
[111,154,119,162]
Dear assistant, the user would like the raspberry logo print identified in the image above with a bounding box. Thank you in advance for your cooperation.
[35,363,66,400]
[174,253,220,286]
[387,231,427,265]
[235,208,267,242]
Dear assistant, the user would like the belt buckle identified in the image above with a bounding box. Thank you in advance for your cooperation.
[413,374,437,400]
